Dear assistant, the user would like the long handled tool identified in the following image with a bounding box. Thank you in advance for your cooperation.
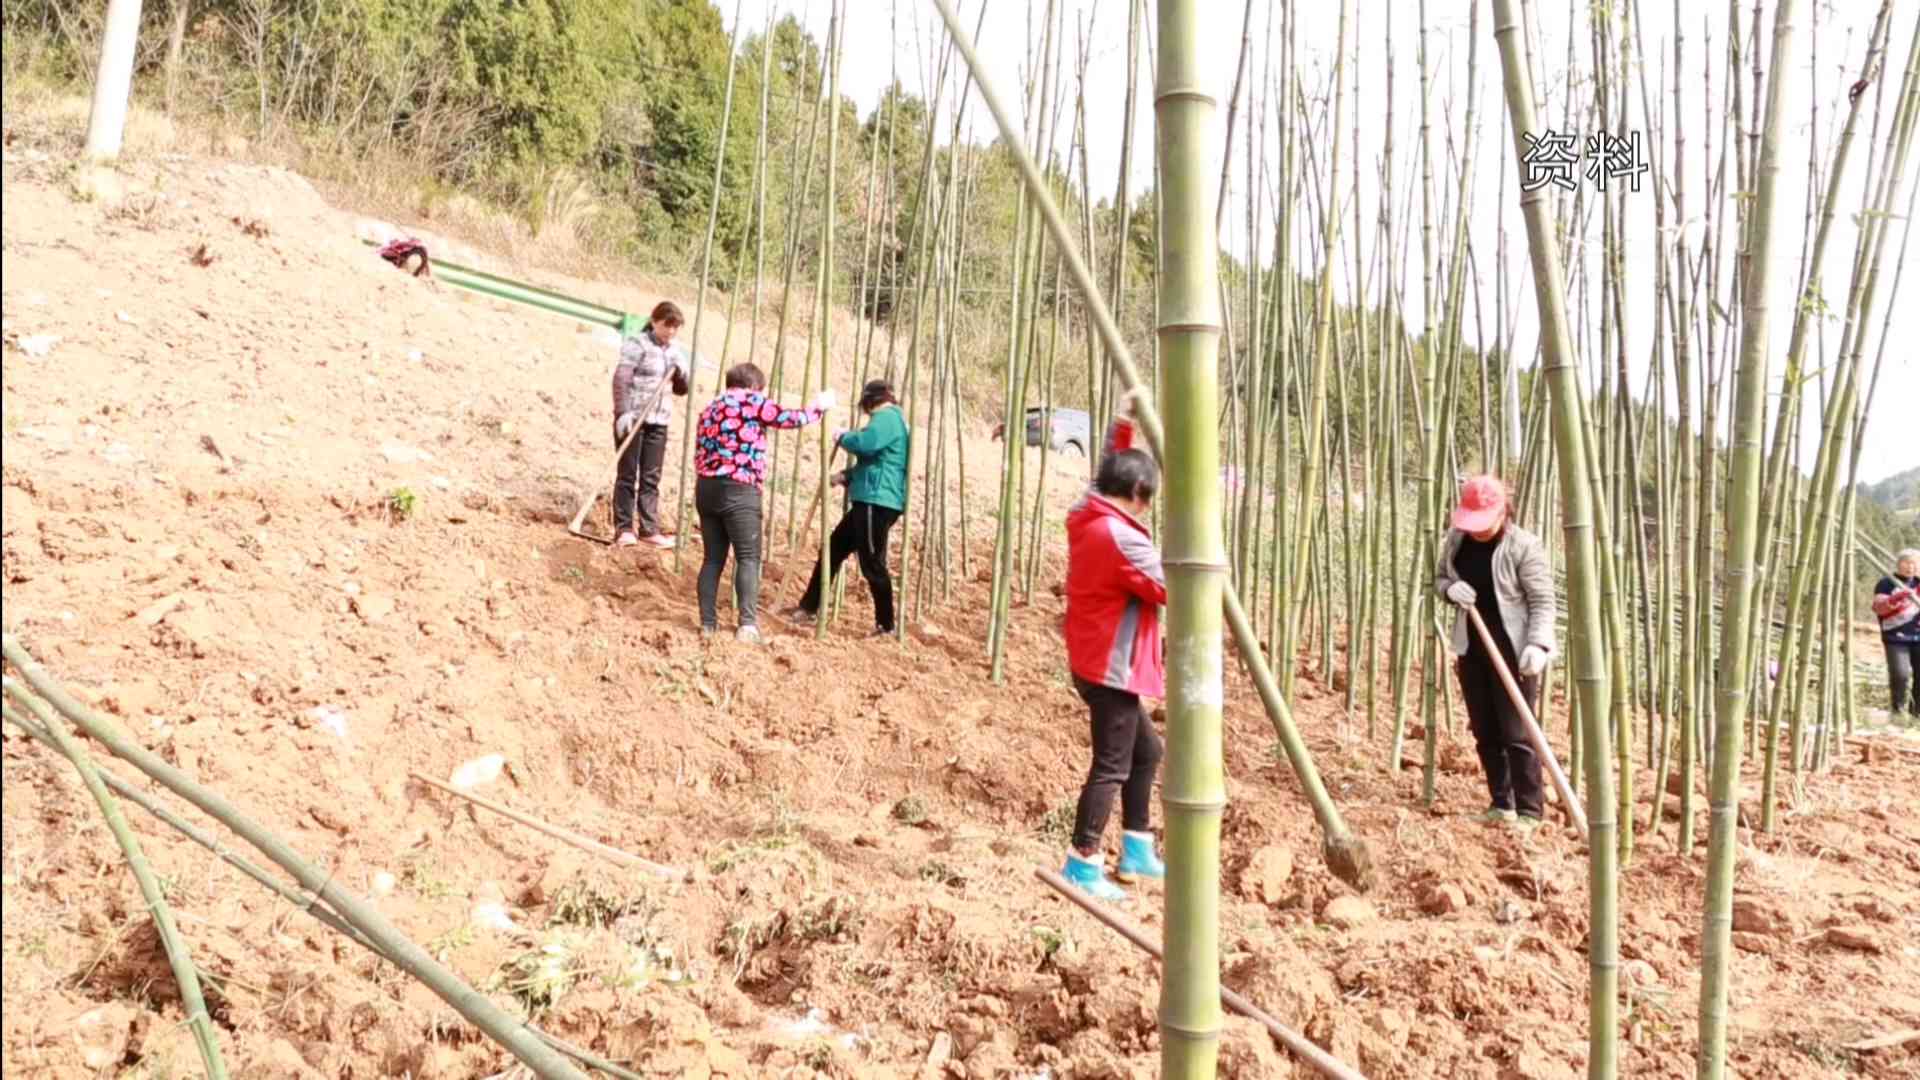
[1463,605,1589,841]
[788,446,846,551]
[568,378,675,544]
[1035,868,1368,1080]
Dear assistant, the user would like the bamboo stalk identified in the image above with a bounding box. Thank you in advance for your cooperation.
[1155,0,1228,1070]
[1697,0,1801,1073]
[1487,5,1620,1075]
[670,1,747,572]
[814,0,847,638]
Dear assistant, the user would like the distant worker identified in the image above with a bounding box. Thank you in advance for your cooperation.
[611,301,691,548]
[692,363,834,643]
[1059,390,1166,902]
[1434,475,1557,830]
[784,379,910,637]
[1871,548,1920,716]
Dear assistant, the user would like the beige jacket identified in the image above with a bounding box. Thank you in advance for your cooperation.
[1433,525,1558,660]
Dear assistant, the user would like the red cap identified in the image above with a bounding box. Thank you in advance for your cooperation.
[1451,475,1507,533]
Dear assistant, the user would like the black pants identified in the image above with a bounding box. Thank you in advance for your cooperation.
[798,501,901,631]
[613,423,669,535]
[1070,676,1164,853]
[695,475,763,630]
[1888,640,1920,716]
[1456,651,1545,818]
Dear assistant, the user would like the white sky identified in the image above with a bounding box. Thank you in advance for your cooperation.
[727,0,1918,485]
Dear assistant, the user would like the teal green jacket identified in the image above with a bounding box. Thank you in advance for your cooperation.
[838,404,909,512]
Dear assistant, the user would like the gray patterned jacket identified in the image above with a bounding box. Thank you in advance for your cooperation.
[1433,524,1559,660]
[611,330,689,429]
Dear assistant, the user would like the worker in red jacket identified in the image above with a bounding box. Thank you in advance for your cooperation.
[1059,391,1167,902]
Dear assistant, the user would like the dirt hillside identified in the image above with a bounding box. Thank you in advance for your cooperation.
[3,127,1918,1079]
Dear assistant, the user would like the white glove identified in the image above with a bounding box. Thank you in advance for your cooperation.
[1445,581,1476,606]
[1518,645,1548,677]
[615,411,638,439]
[812,387,839,412]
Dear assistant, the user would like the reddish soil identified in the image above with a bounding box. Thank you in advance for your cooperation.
[4,131,1919,1079]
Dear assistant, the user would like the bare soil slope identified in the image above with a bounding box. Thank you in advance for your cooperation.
[3,138,1918,1079]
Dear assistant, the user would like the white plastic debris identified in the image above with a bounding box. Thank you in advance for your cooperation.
[379,441,433,464]
[308,705,350,742]
[370,870,396,896]
[14,334,59,358]
[449,752,506,791]
[775,1008,834,1040]
[469,900,519,933]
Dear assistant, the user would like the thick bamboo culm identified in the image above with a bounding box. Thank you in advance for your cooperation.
[1154,0,1229,1071]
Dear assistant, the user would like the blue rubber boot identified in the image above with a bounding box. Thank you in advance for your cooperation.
[1061,851,1128,903]
[1114,831,1166,882]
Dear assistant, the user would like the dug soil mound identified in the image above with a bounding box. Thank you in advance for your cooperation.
[4,137,1918,1078]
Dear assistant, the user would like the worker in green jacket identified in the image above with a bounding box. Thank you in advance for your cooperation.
[785,379,910,635]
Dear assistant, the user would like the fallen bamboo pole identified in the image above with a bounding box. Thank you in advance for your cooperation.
[1462,606,1590,841]
[411,772,683,881]
[1842,1029,1920,1052]
[1845,736,1920,758]
[0,636,592,1080]
[0,705,645,1080]
[1034,868,1368,1080]
[1,683,229,1078]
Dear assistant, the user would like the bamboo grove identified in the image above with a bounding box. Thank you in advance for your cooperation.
[7,0,1919,1076]
[752,1,1917,1074]
[639,0,1919,1073]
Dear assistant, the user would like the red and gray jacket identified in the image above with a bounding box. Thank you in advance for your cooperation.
[1064,418,1167,699]
[1872,575,1920,644]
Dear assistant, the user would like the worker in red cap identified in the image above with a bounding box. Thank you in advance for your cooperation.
[1433,474,1558,829]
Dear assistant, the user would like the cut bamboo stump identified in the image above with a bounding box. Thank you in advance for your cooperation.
[411,772,684,881]
[1035,867,1368,1080]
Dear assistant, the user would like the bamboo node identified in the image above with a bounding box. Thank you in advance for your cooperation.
[1155,1014,1225,1042]
[1161,795,1228,813]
